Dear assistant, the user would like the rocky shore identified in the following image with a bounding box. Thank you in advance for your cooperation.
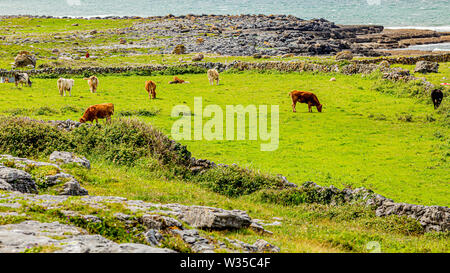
[2,14,449,58]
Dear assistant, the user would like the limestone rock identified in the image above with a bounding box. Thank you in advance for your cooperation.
[49,151,90,169]
[178,206,252,230]
[253,239,280,253]
[0,221,175,253]
[0,167,37,193]
[376,202,449,232]
[414,61,439,73]
[59,179,88,196]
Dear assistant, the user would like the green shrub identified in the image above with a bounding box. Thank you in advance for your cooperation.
[0,117,191,167]
[193,165,285,197]
[0,117,71,157]
[255,186,347,206]
[34,106,59,116]
[117,108,160,117]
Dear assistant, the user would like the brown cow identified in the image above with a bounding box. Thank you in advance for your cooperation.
[79,103,114,124]
[145,80,157,99]
[289,90,322,113]
[169,76,190,84]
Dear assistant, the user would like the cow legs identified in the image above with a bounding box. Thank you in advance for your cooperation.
[308,102,312,112]
[292,101,297,113]
[216,79,219,85]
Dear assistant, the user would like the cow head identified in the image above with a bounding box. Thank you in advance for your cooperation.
[79,117,86,123]
[317,104,323,112]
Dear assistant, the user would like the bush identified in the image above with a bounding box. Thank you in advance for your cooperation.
[371,79,429,100]
[0,117,191,167]
[0,117,71,157]
[193,165,285,197]
[255,186,348,206]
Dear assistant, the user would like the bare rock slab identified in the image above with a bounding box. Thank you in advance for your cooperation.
[49,151,91,169]
[0,221,175,253]
[178,206,252,230]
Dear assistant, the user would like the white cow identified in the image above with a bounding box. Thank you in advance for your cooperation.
[57,78,75,96]
[207,69,220,86]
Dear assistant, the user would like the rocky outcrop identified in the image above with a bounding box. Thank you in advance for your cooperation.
[0,221,175,253]
[0,154,60,169]
[49,151,91,169]
[300,182,449,232]
[177,206,252,230]
[59,179,89,196]
[376,203,450,232]
[0,191,280,253]
[414,61,439,73]
[0,154,88,196]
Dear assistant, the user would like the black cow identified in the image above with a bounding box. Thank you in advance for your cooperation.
[431,89,443,109]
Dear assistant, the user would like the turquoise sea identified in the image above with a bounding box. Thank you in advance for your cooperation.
[0,0,449,29]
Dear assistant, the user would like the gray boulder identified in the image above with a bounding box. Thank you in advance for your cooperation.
[179,206,252,230]
[253,239,280,253]
[414,61,439,73]
[0,167,37,193]
[49,151,90,169]
[59,179,88,196]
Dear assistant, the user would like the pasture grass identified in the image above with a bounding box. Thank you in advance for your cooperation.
[0,70,447,206]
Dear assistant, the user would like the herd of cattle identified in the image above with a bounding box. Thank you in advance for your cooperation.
[5,68,446,124]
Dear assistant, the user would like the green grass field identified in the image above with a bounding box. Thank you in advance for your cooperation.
[0,71,448,207]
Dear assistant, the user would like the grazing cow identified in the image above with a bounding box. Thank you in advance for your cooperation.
[145,80,157,99]
[57,78,75,96]
[14,72,32,88]
[79,103,114,124]
[431,89,444,109]
[83,76,99,93]
[4,78,9,83]
[207,69,220,85]
[289,90,323,113]
[169,76,190,84]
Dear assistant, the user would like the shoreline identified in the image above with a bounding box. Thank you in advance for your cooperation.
[2,14,450,29]
[1,14,450,57]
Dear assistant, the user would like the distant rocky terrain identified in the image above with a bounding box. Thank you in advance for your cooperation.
[1,14,449,59]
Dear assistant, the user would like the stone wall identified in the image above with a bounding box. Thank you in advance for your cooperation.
[354,52,450,65]
[2,53,448,78]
